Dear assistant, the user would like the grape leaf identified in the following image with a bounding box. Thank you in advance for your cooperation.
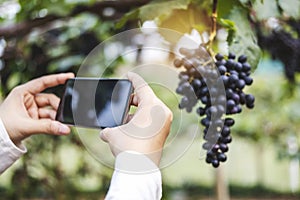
[116,0,192,29]
[278,0,300,19]
[159,5,210,34]
[116,9,139,29]
[140,0,192,22]
[219,18,236,44]
[252,0,280,20]
[228,7,261,70]
[217,0,241,18]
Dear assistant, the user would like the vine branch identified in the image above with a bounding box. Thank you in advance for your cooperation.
[206,0,218,54]
[210,0,218,43]
[202,0,218,56]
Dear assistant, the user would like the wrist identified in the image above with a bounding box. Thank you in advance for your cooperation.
[0,118,27,153]
[0,118,22,147]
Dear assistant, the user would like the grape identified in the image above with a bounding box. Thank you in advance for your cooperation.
[238,55,247,63]
[225,118,235,126]
[219,143,229,153]
[257,26,300,82]
[212,159,220,168]
[174,46,255,168]
[215,53,224,61]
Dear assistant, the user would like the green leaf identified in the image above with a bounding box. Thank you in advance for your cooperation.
[116,9,139,29]
[159,5,210,34]
[219,18,236,44]
[116,0,192,29]
[139,0,191,22]
[252,0,280,20]
[228,7,261,70]
[278,0,300,19]
[47,3,73,16]
[218,0,241,18]
[192,24,207,33]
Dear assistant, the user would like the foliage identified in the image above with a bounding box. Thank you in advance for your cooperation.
[0,0,146,94]
[116,0,300,73]
[116,0,263,69]
[1,0,300,198]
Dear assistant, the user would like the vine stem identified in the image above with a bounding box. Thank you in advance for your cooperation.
[210,0,218,43]
[206,0,218,57]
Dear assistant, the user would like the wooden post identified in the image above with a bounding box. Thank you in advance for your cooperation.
[215,165,230,200]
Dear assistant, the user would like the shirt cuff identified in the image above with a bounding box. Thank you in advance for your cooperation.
[114,151,160,174]
[105,151,162,200]
[0,118,27,174]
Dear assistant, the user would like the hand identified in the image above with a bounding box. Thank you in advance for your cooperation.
[0,73,74,146]
[100,72,173,166]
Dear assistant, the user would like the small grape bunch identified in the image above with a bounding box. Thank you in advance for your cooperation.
[174,46,255,168]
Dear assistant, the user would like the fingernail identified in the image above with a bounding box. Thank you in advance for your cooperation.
[59,124,70,134]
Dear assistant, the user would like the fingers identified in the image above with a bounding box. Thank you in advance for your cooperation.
[22,73,74,94]
[24,119,71,136]
[38,108,57,120]
[126,72,156,103]
[126,72,172,127]
[25,93,60,120]
[35,93,60,110]
[24,93,39,119]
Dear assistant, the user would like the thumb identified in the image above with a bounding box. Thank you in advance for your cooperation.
[100,127,114,143]
[24,119,71,136]
[100,126,126,143]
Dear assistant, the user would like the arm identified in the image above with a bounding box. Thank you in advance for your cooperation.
[0,73,74,174]
[100,72,173,199]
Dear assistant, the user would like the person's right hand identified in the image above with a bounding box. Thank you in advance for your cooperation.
[100,72,173,166]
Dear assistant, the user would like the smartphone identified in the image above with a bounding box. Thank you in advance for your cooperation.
[56,78,133,129]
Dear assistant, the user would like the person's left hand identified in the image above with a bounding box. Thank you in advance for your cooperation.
[0,73,74,146]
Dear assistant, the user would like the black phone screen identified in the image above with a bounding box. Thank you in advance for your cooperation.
[56,78,133,129]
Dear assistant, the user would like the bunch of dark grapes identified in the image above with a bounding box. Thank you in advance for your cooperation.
[174,46,255,168]
[256,21,300,82]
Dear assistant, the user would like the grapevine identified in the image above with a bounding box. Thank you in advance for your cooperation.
[174,46,255,167]
[173,0,255,168]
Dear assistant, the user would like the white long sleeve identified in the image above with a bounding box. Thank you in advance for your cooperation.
[105,151,162,200]
[0,119,27,174]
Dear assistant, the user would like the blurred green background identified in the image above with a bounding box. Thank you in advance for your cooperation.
[0,0,300,199]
